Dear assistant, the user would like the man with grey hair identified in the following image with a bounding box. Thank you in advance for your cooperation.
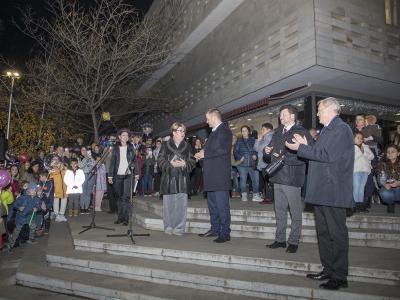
[286,97,354,290]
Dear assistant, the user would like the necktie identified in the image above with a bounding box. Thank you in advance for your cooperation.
[283,128,288,134]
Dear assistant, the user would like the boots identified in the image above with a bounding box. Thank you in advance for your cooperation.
[241,192,248,202]
[387,203,395,213]
[73,209,79,217]
[68,209,73,217]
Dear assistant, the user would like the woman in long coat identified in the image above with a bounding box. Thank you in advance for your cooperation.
[157,122,195,235]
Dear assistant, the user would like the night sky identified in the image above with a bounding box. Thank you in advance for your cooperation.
[0,0,153,69]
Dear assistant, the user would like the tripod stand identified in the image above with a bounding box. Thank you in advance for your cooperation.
[107,164,150,244]
[79,147,115,234]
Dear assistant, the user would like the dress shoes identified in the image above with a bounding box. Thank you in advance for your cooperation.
[198,230,218,237]
[267,241,287,249]
[122,221,128,226]
[286,244,298,253]
[114,219,122,224]
[319,279,348,290]
[306,270,331,281]
[213,235,230,243]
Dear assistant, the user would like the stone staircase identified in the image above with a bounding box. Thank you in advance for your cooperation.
[14,197,400,300]
[135,198,400,249]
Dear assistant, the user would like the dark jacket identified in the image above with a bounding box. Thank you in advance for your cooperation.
[108,143,138,178]
[233,137,257,167]
[203,123,233,191]
[12,194,41,226]
[142,156,155,177]
[263,124,313,187]
[298,117,354,208]
[157,139,195,195]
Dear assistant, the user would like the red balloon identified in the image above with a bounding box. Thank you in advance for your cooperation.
[0,169,11,188]
[18,153,30,163]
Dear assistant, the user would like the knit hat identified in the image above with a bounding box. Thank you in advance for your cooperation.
[27,183,39,192]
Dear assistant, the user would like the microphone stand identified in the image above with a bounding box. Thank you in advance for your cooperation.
[79,147,115,234]
[107,162,150,244]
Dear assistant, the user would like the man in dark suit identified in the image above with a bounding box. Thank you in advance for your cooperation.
[286,97,354,290]
[108,129,139,226]
[195,108,233,243]
[264,105,313,254]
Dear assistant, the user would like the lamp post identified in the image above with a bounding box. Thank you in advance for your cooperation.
[4,71,21,140]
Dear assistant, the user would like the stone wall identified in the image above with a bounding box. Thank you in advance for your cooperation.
[152,0,316,132]
[315,0,400,82]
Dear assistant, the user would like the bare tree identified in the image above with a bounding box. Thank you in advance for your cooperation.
[19,0,183,140]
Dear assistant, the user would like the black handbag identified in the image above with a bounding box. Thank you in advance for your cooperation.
[264,153,285,177]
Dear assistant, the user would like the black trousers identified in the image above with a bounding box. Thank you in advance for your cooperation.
[106,173,118,213]
[314,205,349,281]
[113,175,132,222]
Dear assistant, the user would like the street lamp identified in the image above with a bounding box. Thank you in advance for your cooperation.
[4,71,21,140]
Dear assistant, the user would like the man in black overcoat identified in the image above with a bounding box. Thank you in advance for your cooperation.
[195,108,233,243]
[286,97,354,290]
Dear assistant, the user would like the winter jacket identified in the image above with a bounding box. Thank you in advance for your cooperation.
[50,169,67,198]
[234,137,257,167]
[38,180,54,209]
[142,156,155,177]
[157,139,195,195]
[78,156,96,174]
[108,143,138,178]
[298,117,354,208]
[1,190,14,215]
[12,194,41,226]
[263,124,313,187]
[354,144,374,174]
[64,168,85,194]
[254,131,274,170]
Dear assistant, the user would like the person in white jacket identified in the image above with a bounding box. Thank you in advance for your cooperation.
[64,158,85,217]
[353,132,375,213]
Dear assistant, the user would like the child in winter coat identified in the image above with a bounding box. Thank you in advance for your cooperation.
[37,170,54,234]
[64,158,85,217]
[8,184,41,250]
[49,158,68,222]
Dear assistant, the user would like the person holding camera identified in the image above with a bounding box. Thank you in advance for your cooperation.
[157,122,195,235]
[263,104,312,253]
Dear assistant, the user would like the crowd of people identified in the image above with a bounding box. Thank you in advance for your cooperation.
[0,98,399,290]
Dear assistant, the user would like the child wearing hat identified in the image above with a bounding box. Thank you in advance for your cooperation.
[8,183,41,250]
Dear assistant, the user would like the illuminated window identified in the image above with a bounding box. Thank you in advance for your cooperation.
[385,0,399,25]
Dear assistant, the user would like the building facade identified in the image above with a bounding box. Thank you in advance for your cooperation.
[139,0,400,138]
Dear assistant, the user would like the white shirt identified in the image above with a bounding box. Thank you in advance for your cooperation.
[212,122,223,132]
[117,146,129,175]
[283,123,295,133]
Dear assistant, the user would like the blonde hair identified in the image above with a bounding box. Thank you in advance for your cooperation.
[170,122,186,133]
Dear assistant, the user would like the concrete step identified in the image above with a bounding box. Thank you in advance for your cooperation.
[68,213,400,287]
[47,222,400,300]
[133,208,400,249]
[136,198,400,231]
[73,237,400,286]
[15,230,259,300]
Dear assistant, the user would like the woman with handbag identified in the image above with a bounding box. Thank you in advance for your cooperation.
[233,125,262,202]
